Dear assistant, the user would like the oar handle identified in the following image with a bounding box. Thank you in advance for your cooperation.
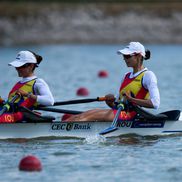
[9,94,20,103]
[97,96,106,101]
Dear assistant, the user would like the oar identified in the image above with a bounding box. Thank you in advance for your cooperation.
[0,94,20,116]
[99,103,125,135]
[53,96,106,106]
[35,96,106,115]
[35,107,83,115]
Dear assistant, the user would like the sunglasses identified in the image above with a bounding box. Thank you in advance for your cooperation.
[18,63,30,69]
[123,53,138,59]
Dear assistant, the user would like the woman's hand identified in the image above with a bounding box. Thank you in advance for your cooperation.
[123,92,133,103]
[16,89,37,100]
[105,94,115,108]
[16,89,29,97]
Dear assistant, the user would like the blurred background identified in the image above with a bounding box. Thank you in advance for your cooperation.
[0,0,182,46]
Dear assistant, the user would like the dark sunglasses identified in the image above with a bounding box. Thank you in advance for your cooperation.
[123,53,138,59]
[123,55,133,59]
[18,63,30,69]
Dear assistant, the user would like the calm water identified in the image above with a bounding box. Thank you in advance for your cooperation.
[0,44,182,182]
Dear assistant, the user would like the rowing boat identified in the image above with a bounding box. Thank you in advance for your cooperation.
[0,107,181,139]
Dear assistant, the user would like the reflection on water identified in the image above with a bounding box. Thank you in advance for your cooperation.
[117,135,159,146]
[118,136,143,145]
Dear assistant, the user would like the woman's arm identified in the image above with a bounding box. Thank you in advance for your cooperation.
[34,79,54,106]
[124,93,154,108]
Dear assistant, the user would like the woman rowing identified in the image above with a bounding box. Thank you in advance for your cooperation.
[65,42,160,122]
[0,50,54,123]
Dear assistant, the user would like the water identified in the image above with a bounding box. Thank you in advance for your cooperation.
[0,44,182,182]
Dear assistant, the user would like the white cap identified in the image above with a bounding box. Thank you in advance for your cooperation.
[117,42,146,57]
[8,51,37,67]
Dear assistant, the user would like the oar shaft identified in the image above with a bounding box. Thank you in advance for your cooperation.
[0,94,20,116]
[53,97,106,106]
[111,106,123,127]
[99,103,124,135]
[36,107,83,115]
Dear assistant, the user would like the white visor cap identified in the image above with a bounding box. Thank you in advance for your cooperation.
[8,51,37,68]
[117,42,146,58]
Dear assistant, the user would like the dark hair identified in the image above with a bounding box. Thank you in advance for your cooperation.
[144,50,151,60]
[28,50,43,71]
[29,51,43,65]
[29,51,42,65]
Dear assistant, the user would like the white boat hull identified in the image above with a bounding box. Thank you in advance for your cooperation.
[0,112,182,139]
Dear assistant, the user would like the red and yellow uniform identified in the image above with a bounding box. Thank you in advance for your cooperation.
[114,71,149,120]
[8,79,38,108]
[0,79,37,123]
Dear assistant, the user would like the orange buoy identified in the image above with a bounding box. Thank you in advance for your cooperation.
[62,113,73,121]
[19,155,42,172]
[76,87,89,96]
[98,70,108,78]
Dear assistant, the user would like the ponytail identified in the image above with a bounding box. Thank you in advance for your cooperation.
[28,50,43,71]
[29,50,42,65]
[144,50,151,60]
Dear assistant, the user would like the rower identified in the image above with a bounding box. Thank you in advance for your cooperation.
[65,42,160,122]
[0,50,54,123]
